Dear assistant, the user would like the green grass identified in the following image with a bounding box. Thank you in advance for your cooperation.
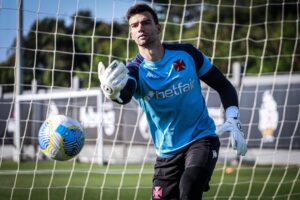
[0,160,299,200]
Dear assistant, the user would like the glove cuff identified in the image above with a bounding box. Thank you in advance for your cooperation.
[225,106,239,119]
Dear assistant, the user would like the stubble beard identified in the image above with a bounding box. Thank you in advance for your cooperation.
[137,35,157,49]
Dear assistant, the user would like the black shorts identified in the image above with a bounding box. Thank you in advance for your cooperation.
[152,136,220,200]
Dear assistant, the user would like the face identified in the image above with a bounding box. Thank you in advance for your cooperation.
[129,11,160,48]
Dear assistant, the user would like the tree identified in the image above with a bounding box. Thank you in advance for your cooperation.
[145,0,299,74]
[0,2,299,92]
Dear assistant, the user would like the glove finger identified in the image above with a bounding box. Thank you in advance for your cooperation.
[238,132,247,156]
[116,96,124,104]
[103,60,119,77]
[112,73,128,89]
[241,142,247,156]
[110,66,128,82]
[98,62,106,81]
[119,74,129,89]
[106,60,126,73]
[106,63,128,82]
[107,60,120,70]
[236,141,242,155]
[236,135,247,156]
[237,143,246,156]
[231,132,237,150]
[216,122,232,135]
[111,73,125,86]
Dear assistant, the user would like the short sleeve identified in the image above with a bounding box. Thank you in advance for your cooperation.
[197,52,213,77]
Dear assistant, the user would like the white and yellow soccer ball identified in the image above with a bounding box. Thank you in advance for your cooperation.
[38,114,86,161]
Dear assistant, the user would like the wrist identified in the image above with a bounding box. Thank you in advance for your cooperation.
[225,106,239,119]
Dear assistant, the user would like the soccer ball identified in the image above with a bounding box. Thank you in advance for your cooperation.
[38,114,86,161]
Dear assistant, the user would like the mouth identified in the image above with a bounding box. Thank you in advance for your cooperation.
[138,34,147,39]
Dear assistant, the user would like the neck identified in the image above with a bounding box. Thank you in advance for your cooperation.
[138,42,164,61]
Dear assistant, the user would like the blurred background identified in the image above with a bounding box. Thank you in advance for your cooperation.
[0,0,299,199]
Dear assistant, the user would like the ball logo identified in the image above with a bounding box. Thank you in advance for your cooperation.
[56,124,85,157]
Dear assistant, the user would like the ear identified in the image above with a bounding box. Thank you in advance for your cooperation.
[156,24,161,34]
[128,31,132,40]
[129,26,134,39]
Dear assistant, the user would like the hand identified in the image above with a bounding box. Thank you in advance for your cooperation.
[98,60,129,103]
[216,106,247,156]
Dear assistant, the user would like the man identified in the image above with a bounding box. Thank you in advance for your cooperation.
[98,3,247,200]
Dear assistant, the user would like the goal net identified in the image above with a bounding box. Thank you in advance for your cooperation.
[0,0,299,199]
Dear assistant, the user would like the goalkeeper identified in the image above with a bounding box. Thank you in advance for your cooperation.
[98,3,247,200]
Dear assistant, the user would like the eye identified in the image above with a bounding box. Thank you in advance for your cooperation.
[130,23,138,28]
[141,20,151,26]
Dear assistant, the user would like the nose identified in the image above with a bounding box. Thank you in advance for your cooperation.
[137,23,144,32]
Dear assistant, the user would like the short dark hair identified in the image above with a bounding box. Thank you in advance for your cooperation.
[126,4,159,25]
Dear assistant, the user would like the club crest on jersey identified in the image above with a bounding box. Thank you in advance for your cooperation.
[173,59,186,72]
[153,186,163,199]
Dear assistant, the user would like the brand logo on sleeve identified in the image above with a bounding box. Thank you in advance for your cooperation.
[146,71,159,79]
[212,150,218,159]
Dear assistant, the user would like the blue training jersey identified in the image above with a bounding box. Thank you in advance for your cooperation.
[126,43,216,157]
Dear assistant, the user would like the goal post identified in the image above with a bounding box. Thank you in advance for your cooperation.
[0,0,300,199]
[13,0,24,163]
[12,81,105,164]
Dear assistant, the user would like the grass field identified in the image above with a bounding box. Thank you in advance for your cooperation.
[0,160,299,200]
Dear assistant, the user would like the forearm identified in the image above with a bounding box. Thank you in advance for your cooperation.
[217,80,238,109]
[200,66,238,109]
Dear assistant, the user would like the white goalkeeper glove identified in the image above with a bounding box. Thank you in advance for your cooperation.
[217,106,247,156]
[98,60,129,103]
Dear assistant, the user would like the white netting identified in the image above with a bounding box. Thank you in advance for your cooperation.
[0,0,299,199]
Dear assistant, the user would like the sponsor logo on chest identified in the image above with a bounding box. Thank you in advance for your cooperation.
[144,78,195,101]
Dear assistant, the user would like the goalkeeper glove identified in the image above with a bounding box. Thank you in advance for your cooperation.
[216,106,247,156]
[98,60,129,103]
